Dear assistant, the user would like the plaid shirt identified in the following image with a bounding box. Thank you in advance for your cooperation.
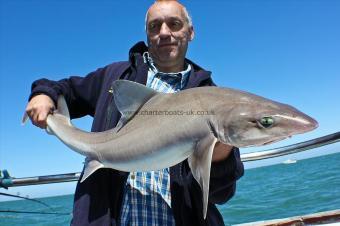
[119,53,191,226]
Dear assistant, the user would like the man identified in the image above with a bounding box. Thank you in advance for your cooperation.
[25,1,244,225]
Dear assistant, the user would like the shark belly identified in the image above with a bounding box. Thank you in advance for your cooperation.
[100,140,195,172]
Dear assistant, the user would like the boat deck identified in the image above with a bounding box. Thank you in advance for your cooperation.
[235,209,340,226]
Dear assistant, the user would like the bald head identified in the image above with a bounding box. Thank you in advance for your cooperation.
[145,0,192,30]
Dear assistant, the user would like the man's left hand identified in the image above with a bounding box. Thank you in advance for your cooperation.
[212,142,234,162]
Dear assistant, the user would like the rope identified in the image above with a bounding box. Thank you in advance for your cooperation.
[0,192,52,209]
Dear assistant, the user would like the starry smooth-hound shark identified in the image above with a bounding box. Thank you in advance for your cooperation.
[23,80,318,218]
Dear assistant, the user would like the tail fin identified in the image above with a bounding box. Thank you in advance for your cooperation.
[21,112,29,125]
[46,95,71,135]
[56,95,70,119]
[21,95,69,126]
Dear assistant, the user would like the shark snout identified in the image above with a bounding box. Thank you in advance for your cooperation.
[291,113,318,133]
[274,111,318,135]
[304,115,318,131]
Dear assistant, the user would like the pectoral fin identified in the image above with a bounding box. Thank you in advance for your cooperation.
[188,135,217,219]
[81,158,105,182]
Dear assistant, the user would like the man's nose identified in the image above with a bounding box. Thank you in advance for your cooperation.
[159,23,171,38]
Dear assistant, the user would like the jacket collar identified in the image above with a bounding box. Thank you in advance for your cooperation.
[128,41,213,88]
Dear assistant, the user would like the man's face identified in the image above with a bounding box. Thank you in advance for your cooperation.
[146,1,194,70]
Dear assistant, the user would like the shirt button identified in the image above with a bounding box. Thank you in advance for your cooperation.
[130,173,135,180]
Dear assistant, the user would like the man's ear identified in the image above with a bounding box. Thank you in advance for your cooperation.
[189,26,195,41]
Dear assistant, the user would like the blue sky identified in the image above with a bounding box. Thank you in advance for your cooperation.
[0,0,339,200]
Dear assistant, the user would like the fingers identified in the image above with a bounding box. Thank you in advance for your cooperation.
[33,108,49,128]
[25,94,55,129]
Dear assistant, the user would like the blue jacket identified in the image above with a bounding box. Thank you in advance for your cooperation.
[30,42,244,226]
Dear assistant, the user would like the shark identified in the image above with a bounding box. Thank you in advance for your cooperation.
[23,80,318,218]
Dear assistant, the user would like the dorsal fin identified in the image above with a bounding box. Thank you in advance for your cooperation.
[111,80,158,131]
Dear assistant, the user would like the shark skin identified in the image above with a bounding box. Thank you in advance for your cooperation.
[23,80,318,218]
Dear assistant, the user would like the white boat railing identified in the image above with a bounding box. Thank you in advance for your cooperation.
[240,131,340,161]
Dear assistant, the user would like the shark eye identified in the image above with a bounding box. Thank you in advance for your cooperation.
[259,116,274,128]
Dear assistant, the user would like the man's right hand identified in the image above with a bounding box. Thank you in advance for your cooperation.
[25,94,55,129]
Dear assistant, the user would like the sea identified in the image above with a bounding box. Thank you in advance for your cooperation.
[1,152,339,226]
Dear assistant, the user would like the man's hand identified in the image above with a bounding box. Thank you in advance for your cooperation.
[25,94,55,129]
[212,142,234,162]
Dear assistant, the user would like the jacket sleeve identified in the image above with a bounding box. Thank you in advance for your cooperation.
[208,147,244,204]
[29,67,107,119]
